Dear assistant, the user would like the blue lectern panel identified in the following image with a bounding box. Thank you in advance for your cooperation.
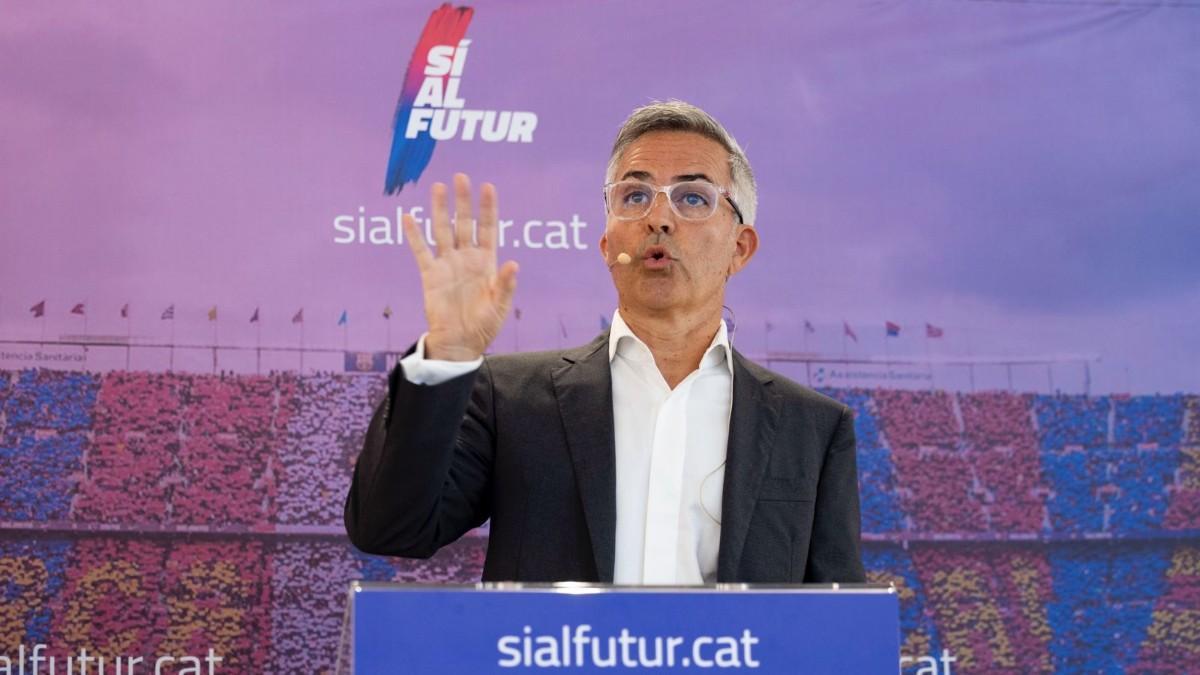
[350,584,898,674]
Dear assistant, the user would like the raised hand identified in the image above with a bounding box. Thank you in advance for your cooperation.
[404,173,519,361]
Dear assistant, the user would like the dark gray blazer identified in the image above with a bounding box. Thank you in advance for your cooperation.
[344,331,865,583]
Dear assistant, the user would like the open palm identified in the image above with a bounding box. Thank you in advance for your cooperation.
[404,174,519,361]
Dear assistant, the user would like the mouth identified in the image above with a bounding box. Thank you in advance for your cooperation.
[638,243,676,267]
[642,245,673,268]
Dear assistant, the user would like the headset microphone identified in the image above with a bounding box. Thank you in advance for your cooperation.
[607,251,633,268]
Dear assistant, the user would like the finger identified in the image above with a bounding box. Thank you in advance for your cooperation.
[402,212,433,272]
[430,181,454,253]
[477,182,498,254]
[494,260,519,311]
[453,173,474,248]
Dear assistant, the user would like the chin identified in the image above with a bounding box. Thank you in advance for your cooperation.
[618,273,702,310]
[629,287,682,312]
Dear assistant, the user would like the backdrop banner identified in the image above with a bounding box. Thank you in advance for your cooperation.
[1,1,1197,672]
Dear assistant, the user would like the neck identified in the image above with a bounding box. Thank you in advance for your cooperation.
[617,302,725,389]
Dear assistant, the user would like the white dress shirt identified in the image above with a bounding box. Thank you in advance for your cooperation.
[399,310,734,584]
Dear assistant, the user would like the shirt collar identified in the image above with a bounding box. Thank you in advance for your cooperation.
[607,309,733,376]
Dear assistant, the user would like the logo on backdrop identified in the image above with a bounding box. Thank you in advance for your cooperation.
[383,3,539,194]
[333,3,579,250]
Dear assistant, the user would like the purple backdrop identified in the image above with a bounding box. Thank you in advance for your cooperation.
[2,1,1198,672]
[3,0,1197,391]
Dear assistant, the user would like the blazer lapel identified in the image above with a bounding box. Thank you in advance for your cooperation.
[717,350,780,581]
[552,332,617,582]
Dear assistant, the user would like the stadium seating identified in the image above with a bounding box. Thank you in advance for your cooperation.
[174,375,282,526]
[76,372,183,523]
[969,444,1047,532]
[1187,396,1200,445]
[1046,543,1170,672]
[0,371,10,437]
[0,537,71,649]
[818,388,903,532]
[815,387,883,450]
[863,544,943,661]
[1,367,1196,673]
[960,392,1037,448]
[159,541,272,671]
[1034,394,1111,449]
[50,537,170,660]
[874,390,959,448]
[912,544,1055,672]
[0,370,98,522]
[891,445,989,533]
[1042,448,1180,534]
[276,373,386,527]
[1113,395,1185,447]
[269,540,359,674]
[0,434,84,521]
[1130,544,1200,672]
[1165,447,1200,530]
[2,369,100,431]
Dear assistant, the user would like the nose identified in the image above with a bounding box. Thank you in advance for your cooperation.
[645,191,674,235]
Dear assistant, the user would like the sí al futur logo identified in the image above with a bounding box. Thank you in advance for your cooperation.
[383,4,538,194]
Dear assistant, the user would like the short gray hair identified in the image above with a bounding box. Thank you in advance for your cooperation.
[606,100,757,226]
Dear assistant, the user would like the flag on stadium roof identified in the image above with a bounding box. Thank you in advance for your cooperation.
[161,304,175,320]
[804,319,816,334]
[843,320,857,343]
[207,306,218,321]
[250,307,260,323]
[926,323,944,338]
[30,300,45,318]
[337,310,348,326]
[292,308,303,324]
[120,303,129,318]
[383,305,393,319]
[886,321,900,337]
[71,303,85,315]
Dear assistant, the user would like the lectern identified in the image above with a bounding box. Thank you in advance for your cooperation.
[337,583,898,673]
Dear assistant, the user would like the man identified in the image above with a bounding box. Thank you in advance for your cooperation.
[345,101,864,584]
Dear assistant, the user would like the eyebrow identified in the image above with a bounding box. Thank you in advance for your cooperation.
[619,170,716,184]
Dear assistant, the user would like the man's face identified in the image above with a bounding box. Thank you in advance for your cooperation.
[600,130,758,315]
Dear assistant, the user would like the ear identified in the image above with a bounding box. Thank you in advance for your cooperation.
[727,224,759,277]
[599,230,609,263]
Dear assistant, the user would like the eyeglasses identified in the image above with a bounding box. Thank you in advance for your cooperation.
[603,180,745,224]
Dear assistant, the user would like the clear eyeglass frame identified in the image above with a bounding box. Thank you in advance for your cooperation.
[603,180,746,225]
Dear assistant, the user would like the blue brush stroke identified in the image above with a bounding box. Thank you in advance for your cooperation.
[384,102,437,195]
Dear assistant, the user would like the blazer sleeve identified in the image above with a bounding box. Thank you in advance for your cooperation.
[804,404,867,582]
[344,357,496,558]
